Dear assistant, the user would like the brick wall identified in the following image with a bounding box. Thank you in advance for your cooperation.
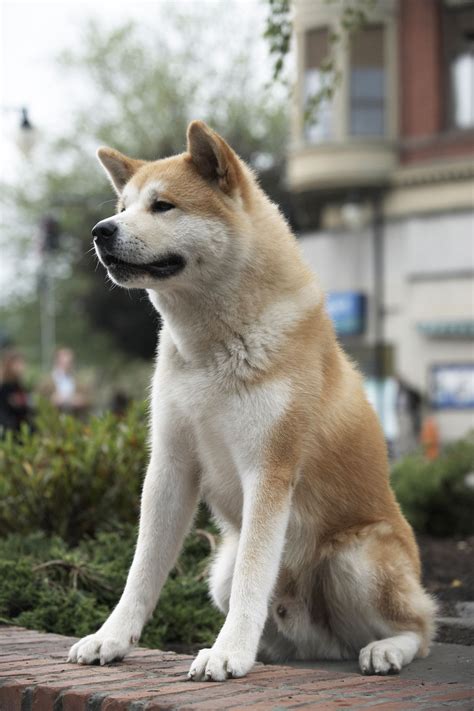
[399,0,443,140]
[399,0,474,165]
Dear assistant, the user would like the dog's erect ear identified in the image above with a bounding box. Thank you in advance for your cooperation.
[187,121,241,194]
[96,147,143,195]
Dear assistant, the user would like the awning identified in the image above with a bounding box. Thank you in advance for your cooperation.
[417,320,474,338]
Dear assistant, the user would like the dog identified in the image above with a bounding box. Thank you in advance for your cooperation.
[67,121,436,680]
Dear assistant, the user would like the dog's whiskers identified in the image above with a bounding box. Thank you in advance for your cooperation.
[96,199,117,209]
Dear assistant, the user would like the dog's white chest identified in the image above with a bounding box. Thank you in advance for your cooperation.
[172,364,291,524]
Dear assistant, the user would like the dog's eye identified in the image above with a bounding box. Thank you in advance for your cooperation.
[120,207,126,213]
[151,200,175,213]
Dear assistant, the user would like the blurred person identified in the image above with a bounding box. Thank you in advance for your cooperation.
[0,349,34,433]
[49,347,89,414]
[395,376,423,457]
[421,414,440,461]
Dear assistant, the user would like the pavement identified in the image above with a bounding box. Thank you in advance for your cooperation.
[286,642,474,685]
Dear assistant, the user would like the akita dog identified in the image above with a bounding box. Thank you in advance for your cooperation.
[68,121,436,680]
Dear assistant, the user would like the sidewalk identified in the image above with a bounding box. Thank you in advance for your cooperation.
[0,626,472,710]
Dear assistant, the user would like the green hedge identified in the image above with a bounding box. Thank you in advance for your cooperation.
[1,404,473,544]
[391,433,474,536]
[0,526,223,650]
[0,404,223,649]
[0,401,148,544]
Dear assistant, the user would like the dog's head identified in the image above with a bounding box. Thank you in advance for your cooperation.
[93,121,256,292]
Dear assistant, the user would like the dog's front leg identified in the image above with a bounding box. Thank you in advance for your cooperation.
[189,469,292,681]
[68,409,199,665]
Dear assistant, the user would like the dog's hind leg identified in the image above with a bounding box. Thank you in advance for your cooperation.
[357,552,437,675]
[320,526,438,675]
[274,525,437,673]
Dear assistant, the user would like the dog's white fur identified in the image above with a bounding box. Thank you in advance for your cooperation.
[68,122,436,680]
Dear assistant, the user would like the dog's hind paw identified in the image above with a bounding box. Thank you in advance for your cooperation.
[359,641,404,675]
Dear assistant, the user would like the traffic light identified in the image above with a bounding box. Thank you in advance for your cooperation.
[39,216,60,253]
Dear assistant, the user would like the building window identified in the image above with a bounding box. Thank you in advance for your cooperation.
[349,26,386,137]
[304,27,333,143]
[443,4,474,129]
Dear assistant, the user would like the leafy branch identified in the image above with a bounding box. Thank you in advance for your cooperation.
[265,0,376,125]
[264,0,292,85]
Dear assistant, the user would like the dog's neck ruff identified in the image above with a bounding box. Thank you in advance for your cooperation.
[149,278,321,381]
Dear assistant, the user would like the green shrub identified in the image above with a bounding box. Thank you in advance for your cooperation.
[0,526,223,650]
[0,402,223,649]
[391,433,474,536]
[0,401,149,544]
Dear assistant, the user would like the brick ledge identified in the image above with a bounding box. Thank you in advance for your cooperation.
[0,626,472,710]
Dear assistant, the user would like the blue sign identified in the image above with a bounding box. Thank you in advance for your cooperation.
[327,292,366,336]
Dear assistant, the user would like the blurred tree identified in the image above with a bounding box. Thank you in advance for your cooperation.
[1,5,288,368]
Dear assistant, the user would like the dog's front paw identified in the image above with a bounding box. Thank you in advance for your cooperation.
[188,645,255,681]
[359,641,404,675]
[67,630,134,666]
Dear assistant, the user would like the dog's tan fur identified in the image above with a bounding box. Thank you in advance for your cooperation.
[68,122,436,679]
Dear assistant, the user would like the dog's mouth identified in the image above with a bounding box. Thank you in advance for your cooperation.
[102,253,186,279]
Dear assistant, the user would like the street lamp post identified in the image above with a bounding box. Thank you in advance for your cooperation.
[38,262,56,373]
[372,190,387,433]
[38,217,60,371]
[341,189,387,432]
[1,105,36,155]
[2,107,58,371]
[19,107,33,130]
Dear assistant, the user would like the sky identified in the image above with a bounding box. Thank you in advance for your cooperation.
[1,0,269,174]
[0,0,142,173]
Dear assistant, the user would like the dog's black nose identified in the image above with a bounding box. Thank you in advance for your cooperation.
[92,219,118,244]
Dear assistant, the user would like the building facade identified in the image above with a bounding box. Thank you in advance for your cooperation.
[288,0,474,443]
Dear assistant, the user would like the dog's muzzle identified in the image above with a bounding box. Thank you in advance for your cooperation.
[92,219,118,250]
[91,219,186,280]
